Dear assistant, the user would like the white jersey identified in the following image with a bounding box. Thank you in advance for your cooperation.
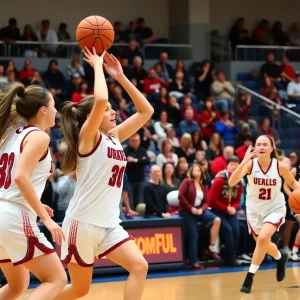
[66,132,127,227]
[0,126,52,215]
[246,158,284,213]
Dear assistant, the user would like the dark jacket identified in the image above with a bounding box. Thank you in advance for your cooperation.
[178,178,209,212]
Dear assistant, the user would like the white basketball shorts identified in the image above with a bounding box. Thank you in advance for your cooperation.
[61,217,133,267]
[247,205,286,236]
[0,200,55,265]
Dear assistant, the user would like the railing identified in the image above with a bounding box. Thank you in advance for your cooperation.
[209,33,231,62]
[0,41,193,60]
[235,45,300,61]
[236,84,300,131]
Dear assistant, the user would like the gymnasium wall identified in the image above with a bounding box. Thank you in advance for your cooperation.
[0,0,169,39]
[210,0,300,35]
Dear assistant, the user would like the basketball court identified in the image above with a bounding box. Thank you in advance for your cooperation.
[20,262,300,299]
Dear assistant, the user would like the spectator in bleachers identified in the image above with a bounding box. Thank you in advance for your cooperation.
[194,149,206,164]
[173,59,189,82]
[21,24,39,56]
[254,19,274,45]
[215,110,239,142]
[19,59,36,84]
[280,56,295,82]
[62,72,82,100]
[53,173,76,222]
[128,56,147,91]
[57,23,71,42]
[233,91,257,129]
[154,110,173,141]
[156,139,178,168]
[157,52,173,83]
[162,162,181,193]
[229,18,251,53]
[114,21,123,42]
[0,18,20,44]
[136,18,156,44]
[120,58,131,78]
[209,155,243,266]
[199,97,221,140]
[6,69,16,83]
[67,52,85,79]
[287,71,300,103]
[121,173,139,218]
[175,157,188,181]
[194,59,214,101]
[138,120,158,153]
[210,146,234,176]
[167,95,182,126]
[164,127,180,149]
[180,95,197,121]
[176,133,196,163]
[207,132,224,161]
[272,21,290,46]
[123,40,143,65]
[143,68,168,95]
[199,159,212,187]
[257,117,280,145]
[155,87,169,114]
[5,60,18,79]
[260,52,286,90]
[235,123,256,147]
[191,130,207,151]
[123,21,140,43]
[289,23,300,46]
[179,164,221,268]
[125,133,150,209]
[43,59,65,100]
[71,80,90,103]
[179,106,200,134]
[169,70,191,97]
[36,19,58,56]
[117,99,131,123]
[30,71,46,88]
[235,135,254,161]
[288,152,300,168]
[144,165,171,218]
[0,65,8,88]
[211,71,235,111]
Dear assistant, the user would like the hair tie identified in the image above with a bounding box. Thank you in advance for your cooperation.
[41,87,46,99]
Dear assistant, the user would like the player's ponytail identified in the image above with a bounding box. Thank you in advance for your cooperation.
[0,82,25,142]
[61,96,94,173]
[263,135,282,161]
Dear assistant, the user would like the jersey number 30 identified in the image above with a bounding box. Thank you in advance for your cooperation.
[108,165,125,188]
[259,188,271,200]
[0,153,15,189]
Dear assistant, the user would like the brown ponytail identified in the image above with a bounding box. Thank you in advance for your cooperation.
[60,96,94,173]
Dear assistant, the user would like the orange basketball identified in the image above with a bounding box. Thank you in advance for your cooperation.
[289,189,300,214]
[76,16,114,54]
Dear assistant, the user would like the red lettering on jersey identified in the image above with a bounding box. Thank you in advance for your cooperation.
[0,152,15,189]
[116,150,121,161]
[261,178,265,185]
[112,149,116,160]
[273,179,276,185]
[107,147,113,159]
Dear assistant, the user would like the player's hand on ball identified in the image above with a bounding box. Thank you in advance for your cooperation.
[83,46,105,69]
[103,53,124,80]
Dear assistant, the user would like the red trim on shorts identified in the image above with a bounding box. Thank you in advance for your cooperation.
[247,221,258,236]
[77,133,102,157]
[98,236,134,259]
[264,217,284,230]
[257,159,273,175]
[0,259,11,263]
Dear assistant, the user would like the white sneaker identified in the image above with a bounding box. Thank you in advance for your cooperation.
[239,254,252,261]
[290,252,300,261]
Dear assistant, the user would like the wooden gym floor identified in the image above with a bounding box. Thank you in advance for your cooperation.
[19,263,300,299]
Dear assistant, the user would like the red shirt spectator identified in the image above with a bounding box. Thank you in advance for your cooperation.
[280,56,295,80]
[208,170,243,212]
[235,136,253,161]
[210,146,234,176]
[19,59,36,83]
[143,68,168,95]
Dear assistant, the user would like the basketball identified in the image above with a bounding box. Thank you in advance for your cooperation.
[76,16,114,54]
[289,189,300,214]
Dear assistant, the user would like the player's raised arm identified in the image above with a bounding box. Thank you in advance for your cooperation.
[104,53,154,142]
[228,145,256,187]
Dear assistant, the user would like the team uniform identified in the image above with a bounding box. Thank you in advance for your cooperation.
[0,126,55,265]
[61,132,132,267]
[246,158,286,235]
